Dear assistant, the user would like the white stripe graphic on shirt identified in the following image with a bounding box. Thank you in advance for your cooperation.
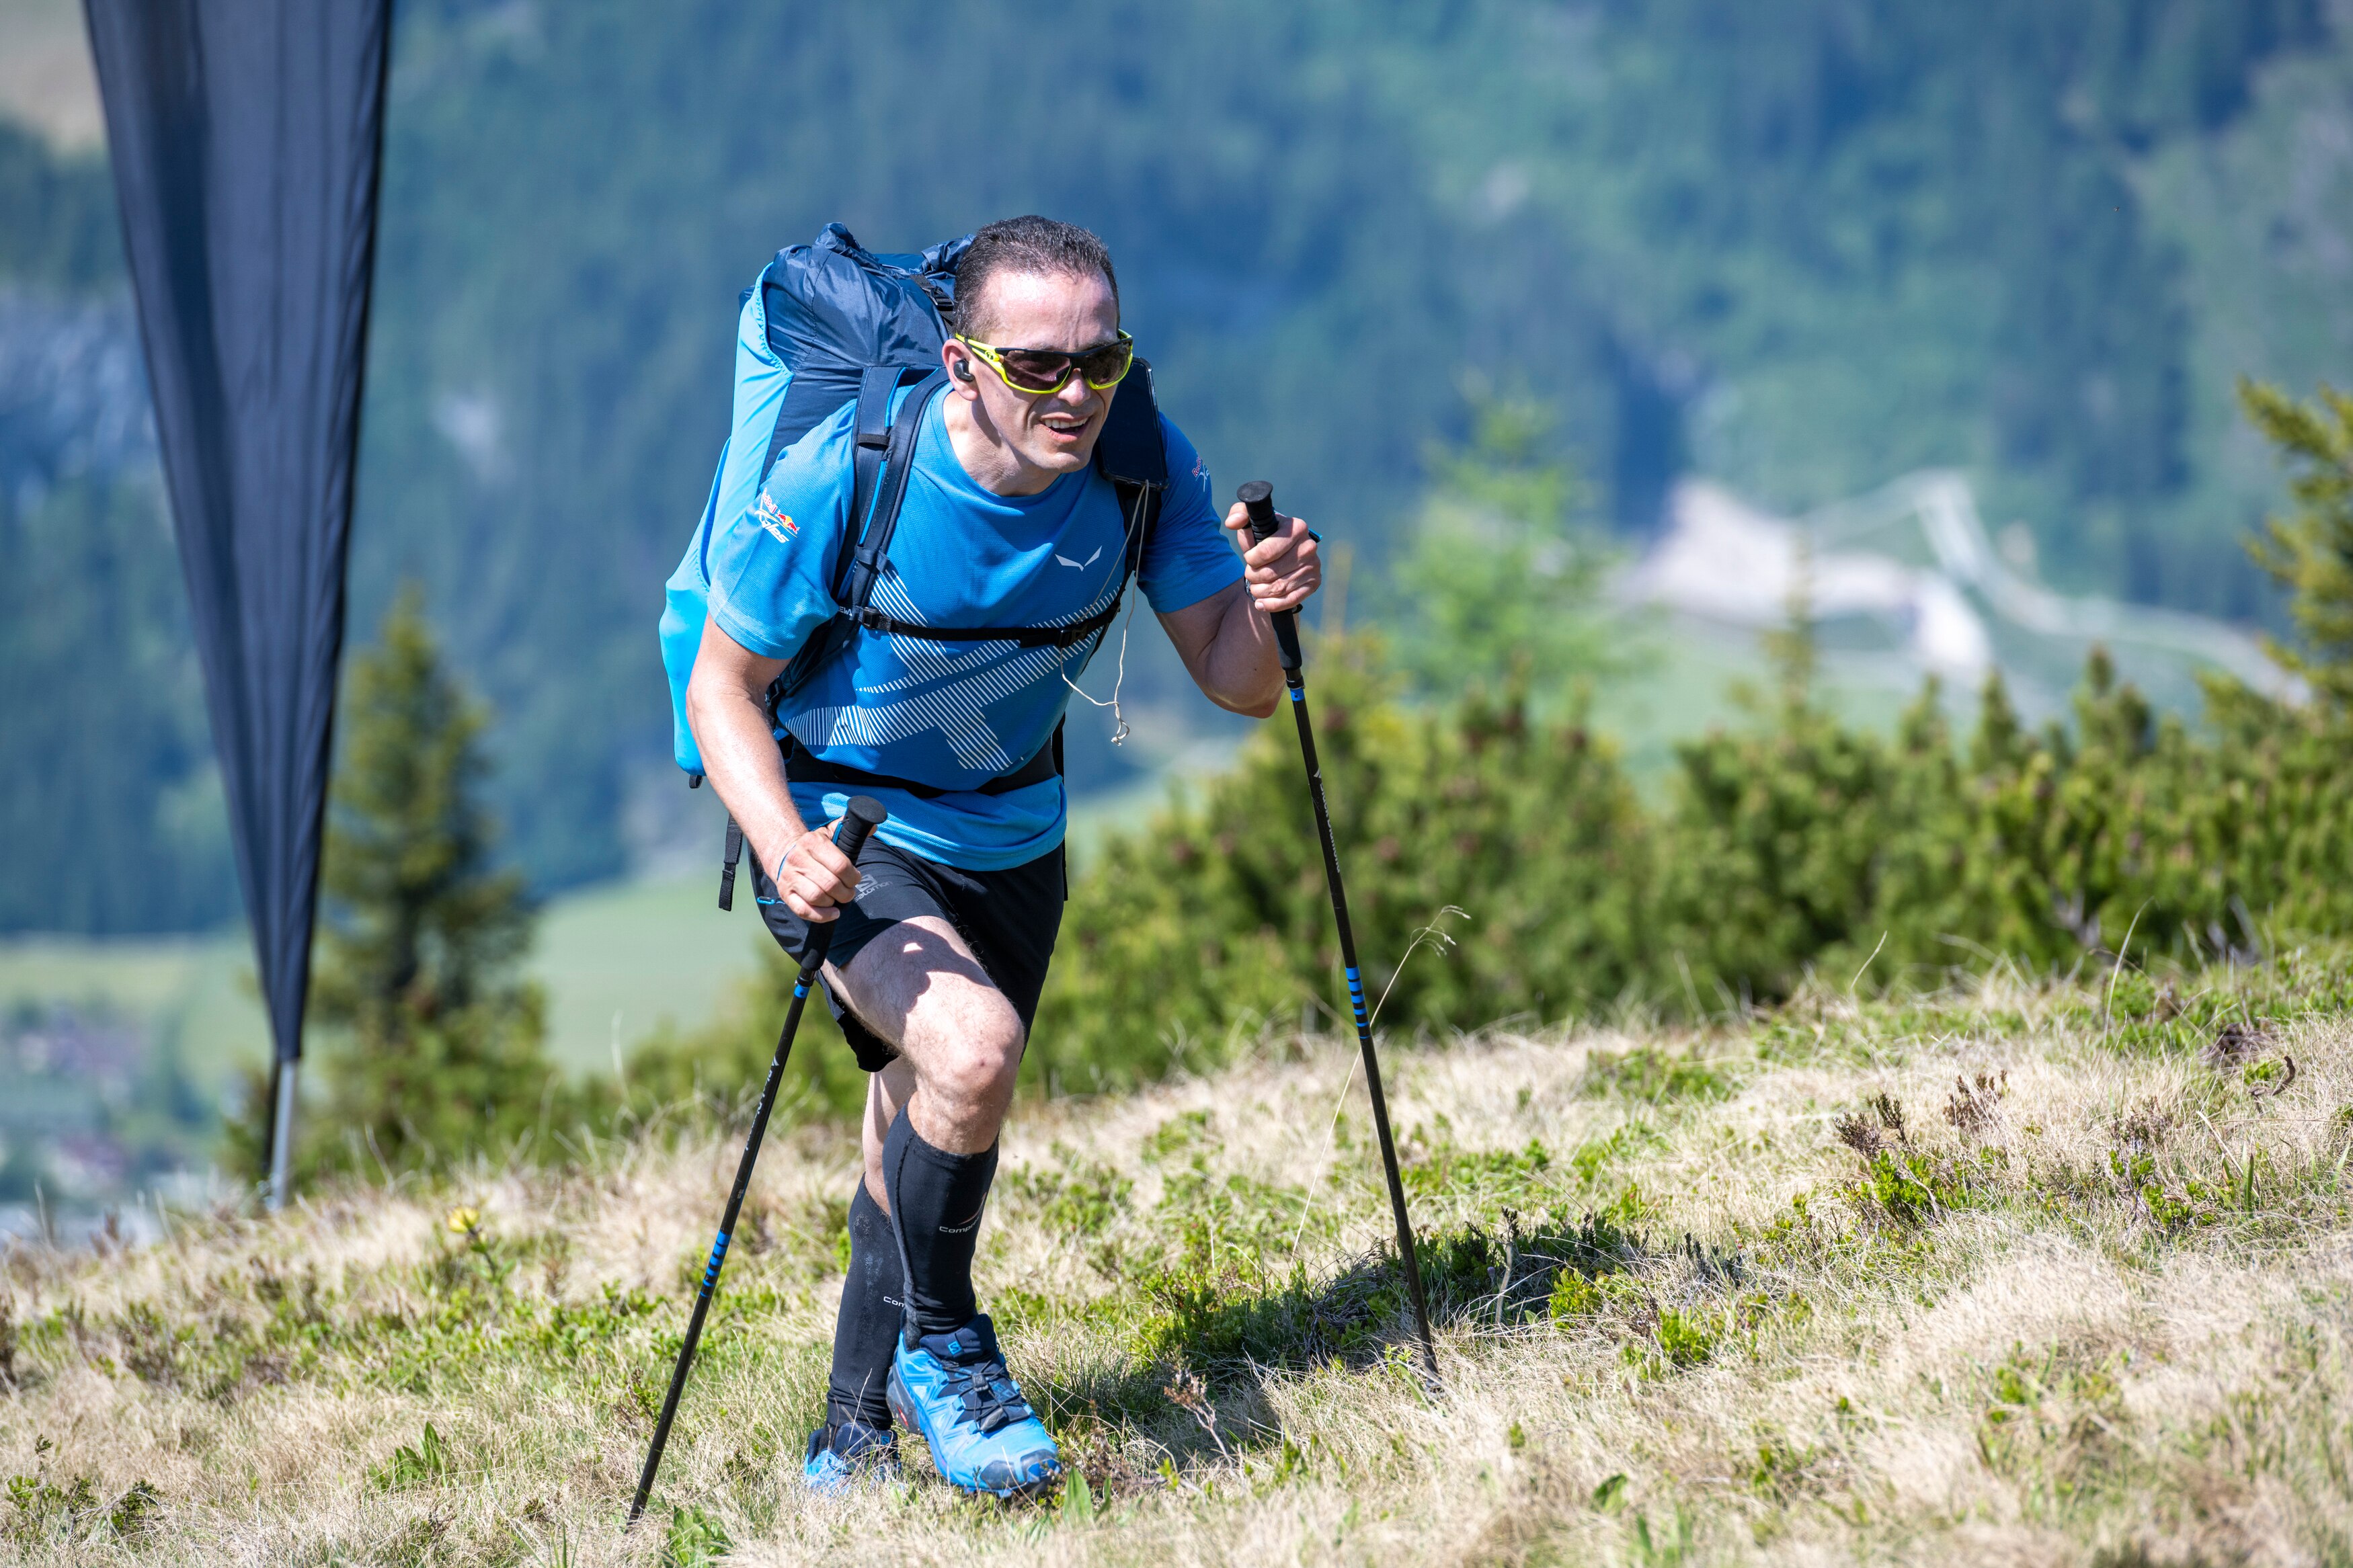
[791,567,1116,776]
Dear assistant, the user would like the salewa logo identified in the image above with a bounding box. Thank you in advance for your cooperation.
[1052,545,1103,570]
[755,493,798,542]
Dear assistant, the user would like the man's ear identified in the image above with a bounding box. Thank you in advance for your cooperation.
[942,340,981,398]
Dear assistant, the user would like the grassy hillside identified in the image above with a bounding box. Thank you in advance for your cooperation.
[0,954,2344,1563]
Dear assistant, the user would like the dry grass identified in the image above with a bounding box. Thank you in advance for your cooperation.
[1,956,2349,1566]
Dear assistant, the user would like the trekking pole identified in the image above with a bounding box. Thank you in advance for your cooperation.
[629,796,887,1526]
[1238,481,1440,1385]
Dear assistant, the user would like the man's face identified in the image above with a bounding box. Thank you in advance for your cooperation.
[949,268,1120,481]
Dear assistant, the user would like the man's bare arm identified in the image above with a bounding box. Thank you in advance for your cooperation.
[1158,509,1322,718]
[683,618,861,921]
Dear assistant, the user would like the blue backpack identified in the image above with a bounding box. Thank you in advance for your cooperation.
[659,224,1167,903]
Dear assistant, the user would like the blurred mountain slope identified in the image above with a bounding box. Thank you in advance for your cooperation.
[3,0,2348,930]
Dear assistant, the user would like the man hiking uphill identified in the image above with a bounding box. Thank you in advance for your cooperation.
[681,216,1322,1496]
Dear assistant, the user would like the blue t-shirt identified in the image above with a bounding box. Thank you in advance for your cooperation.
[706,389,1241,868]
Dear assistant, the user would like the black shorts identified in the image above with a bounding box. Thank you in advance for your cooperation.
[753,839,1066,1074]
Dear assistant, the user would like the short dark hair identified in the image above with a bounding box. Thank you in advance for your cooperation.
[951,216,1119,339]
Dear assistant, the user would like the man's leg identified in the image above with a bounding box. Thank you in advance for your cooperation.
[806,1141,905,1489]
[821,1129,904,1433]
[823,915,1059,1494]
[832,916,1025,1337]
[811,1061,917,1458]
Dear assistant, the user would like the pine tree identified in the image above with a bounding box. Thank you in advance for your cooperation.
[1384,392,1631,709]
[229,587,567,1179]
[2240,379,2353,704]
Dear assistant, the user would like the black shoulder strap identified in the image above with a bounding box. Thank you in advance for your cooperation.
[1096,357,1166,598]
[774,367,945,702]
[839,368,943,611]
[1099,356,1166,617]
[842,364,906,576]
[1113,477,1160,586]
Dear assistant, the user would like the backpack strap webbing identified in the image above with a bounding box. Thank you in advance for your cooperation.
[844,362,912,587]
[718,815,744,911]
[839,365,936,617]
[781,721,1063,802]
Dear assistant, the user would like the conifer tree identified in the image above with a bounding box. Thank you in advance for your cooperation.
[1384,393,1630,708]
[229,587,565,1179]
[2240,379,2353,704]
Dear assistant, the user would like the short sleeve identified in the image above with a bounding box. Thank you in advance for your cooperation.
[1138,417,1245,614]
[704,401,858,661]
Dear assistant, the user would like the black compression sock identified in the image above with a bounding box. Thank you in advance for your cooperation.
[825,1180,903,1430]
[881,1108,999,1340]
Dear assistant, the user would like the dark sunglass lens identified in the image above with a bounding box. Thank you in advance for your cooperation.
[996,351,1072,391]
[1077,341,1132,385]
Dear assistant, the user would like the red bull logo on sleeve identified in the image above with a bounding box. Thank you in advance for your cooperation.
[756,493,799,542]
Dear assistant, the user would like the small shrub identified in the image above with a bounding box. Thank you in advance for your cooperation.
[4,1470,94,1546]
[1746,1433,1827,1502]
[2,1466,155,1546]
[1835,1092,1909,1163]
[1548,1266,1638,1325]
[1652,1307,1720,1370]
[2243,1056,2298,1100]
[1142,1110,1211,1164]
[1850,1149,1974,1227]
[1943,1071,2007,1137]
[1977,1339,2130,1478]
[2106,1149,2223,1233]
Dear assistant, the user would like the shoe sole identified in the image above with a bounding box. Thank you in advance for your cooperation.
[888,1363,1063,1499]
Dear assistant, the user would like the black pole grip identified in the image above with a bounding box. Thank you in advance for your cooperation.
[834,794,886,860]
[1238,479,1279,542]
[1236,481,1304,673]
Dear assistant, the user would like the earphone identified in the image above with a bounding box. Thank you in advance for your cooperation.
[953,357,975,382]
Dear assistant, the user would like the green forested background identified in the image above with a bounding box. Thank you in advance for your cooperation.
[5,0,2352,934]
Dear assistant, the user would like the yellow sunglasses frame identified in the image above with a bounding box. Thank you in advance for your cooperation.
[955,330,1134,396]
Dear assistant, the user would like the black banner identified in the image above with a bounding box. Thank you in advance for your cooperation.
[85,0,392,1075]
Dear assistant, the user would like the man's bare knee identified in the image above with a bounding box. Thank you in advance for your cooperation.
[920,997,1023,1100]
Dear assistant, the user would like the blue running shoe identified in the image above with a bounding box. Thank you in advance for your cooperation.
[802,1419,899,1497]
[886,1315,1062,1497]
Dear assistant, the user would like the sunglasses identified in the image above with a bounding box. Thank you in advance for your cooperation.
[955,330,1134,395]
